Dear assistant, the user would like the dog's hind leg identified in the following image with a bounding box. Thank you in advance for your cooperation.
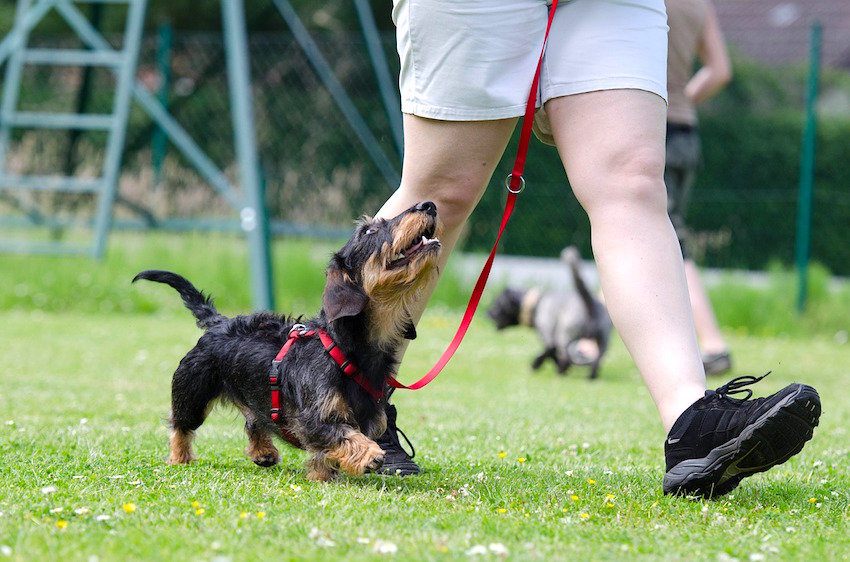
[168,353,222,464]
[242,412,280,467]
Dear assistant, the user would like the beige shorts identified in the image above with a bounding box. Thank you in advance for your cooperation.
[392,0,669,144]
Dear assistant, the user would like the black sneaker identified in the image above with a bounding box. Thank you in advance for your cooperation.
[375,403,421,476]
[663,373,820,498]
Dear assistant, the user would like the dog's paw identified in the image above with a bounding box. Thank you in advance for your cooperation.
[167,452,196,465]
[327,433,385,477]
[252,451,281,468]
[306,456,338,482]
[365,450,385,474]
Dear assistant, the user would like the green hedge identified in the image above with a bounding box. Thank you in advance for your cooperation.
[465,110,850,276]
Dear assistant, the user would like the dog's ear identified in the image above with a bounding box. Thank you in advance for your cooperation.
[402,316,417,340]
[322,260,369,323]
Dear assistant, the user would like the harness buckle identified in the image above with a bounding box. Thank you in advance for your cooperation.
[288,323,308,338]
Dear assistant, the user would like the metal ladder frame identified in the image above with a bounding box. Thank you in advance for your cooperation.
[0,0,147,256]
[0,0,275,309]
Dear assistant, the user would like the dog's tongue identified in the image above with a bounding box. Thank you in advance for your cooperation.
[404,239,424,256]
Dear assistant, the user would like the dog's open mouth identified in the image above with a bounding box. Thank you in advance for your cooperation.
[389,225,440,269]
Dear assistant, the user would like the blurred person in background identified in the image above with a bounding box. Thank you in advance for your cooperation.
[665,0,733,376]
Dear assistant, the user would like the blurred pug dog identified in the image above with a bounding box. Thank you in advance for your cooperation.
[487,247,612,379]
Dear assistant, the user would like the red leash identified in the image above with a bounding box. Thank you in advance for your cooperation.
[387,0,559,392]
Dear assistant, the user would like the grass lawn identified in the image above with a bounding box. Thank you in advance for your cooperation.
[1,304,848,561]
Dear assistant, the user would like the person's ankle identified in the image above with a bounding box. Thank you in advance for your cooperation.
[660,384,707,433]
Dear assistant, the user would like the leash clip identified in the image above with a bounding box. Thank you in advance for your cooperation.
[505,173,526,194]
[288,323,308,338]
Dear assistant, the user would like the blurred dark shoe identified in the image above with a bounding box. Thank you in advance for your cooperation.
[702,350,732,376]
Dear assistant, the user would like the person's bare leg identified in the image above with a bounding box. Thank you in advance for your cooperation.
[546,90,705,431]
[375,114,517,356]
[684,259,728,355]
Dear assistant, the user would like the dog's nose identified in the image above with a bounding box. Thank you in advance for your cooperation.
[415,201,437,216]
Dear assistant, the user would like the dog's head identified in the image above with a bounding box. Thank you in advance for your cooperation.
[322,201,441,348]
[487,288,526,330]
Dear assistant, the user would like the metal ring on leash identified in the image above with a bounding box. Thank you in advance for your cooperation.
[505,173,526,194]
[289,323,307,337]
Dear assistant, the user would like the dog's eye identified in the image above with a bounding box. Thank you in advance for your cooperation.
[364,226,377,235]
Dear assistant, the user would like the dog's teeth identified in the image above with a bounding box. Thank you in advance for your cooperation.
[392,252,404,261]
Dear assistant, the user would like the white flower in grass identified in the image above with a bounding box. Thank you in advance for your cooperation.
[316,537,336,548]
[1,545,11,557]
[373,540,398,555]
[73,475,85,480]
[41,486,57,495]
[357,538,370,544]
[74,507,91,515]
[749,554,766,561]
[466,545,488,556]
[4,421,14,426]
[489,543,509,556]
[49,507,63,514]
[96,515,111,522]
[785,527,796,533]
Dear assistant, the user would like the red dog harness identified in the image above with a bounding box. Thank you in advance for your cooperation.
[269,325,383,444]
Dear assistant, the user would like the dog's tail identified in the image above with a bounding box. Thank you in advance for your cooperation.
[560,247,596,318]
[132,270,221,329]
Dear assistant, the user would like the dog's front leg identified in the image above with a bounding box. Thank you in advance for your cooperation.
[242,412,280,467]
[531,347,557,370]
[324,428,385,477]
[300,422,385,481]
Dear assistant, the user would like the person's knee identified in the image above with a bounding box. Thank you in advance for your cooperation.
[577,147,667,216]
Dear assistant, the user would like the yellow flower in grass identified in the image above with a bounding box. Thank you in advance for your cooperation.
[497,508,507,514]
[605,494,615,500]
[808,498,817,504]
[606,503,615,508]
[191,501,200,509]
[122,503,136,513]
[195,508,205,516]
[580,513,590,520]
[571,495,579,501]
[497,452,507,458]
[240,511,249,520]
[517,457,527,463]
[586,478,596,485]
[56,520,68,529]
[256,511,266,519]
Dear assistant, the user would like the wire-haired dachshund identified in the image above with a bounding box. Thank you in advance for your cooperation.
[133,201,441,481]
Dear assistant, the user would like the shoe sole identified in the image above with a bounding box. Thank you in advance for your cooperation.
[663,383,821,499]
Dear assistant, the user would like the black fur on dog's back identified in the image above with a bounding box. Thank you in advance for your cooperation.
[133,270,221,329]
